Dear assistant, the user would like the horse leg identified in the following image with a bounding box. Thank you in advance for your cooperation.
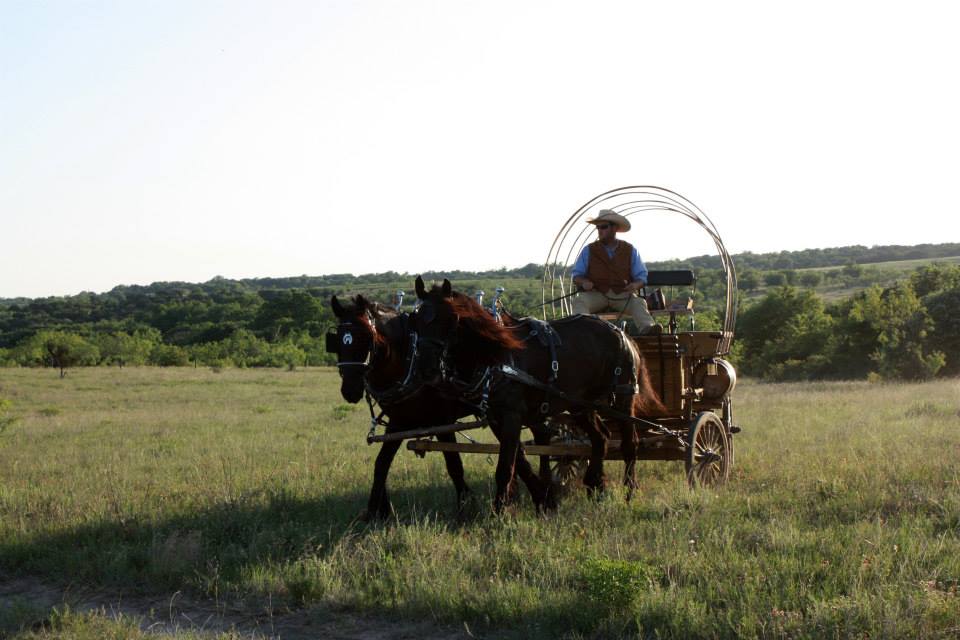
[492,408,525,513]
[435,432,471,515]
[488,413,548,511]
[581,412,608,498]
[514,440,552,512]
[367,438,403,520]
[530,421,551,484]
[619,418,638,501]
[530,423,558,510]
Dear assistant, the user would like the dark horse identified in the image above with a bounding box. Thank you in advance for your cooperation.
[329,294,473,519]
[411,277,664,511]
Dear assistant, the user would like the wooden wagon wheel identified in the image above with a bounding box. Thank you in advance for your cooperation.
[543,416,589,490]
[685,411,732,488]
[550,455,587,487]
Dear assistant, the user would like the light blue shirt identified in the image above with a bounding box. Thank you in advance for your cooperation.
[571,241,648,284]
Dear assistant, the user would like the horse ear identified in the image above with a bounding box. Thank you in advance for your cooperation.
[415,276,426,299]
[356,294,369,309]
[442,279,452,297]
[331,295,345,317]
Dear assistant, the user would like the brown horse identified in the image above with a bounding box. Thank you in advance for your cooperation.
[411,277,664,511]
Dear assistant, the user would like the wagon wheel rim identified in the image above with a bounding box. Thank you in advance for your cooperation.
[686,412,731,488]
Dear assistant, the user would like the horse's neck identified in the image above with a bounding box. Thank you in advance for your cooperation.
[367,314,407,386]
[455,325,510,370]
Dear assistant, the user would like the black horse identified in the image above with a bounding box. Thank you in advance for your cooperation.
[329,294,471,519]
[411,277,664,511]
[328,294,550,518]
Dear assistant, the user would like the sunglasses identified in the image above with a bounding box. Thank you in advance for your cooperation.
[596,223,615,231]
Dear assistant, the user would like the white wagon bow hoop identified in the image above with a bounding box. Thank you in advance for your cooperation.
[540,185,737,354]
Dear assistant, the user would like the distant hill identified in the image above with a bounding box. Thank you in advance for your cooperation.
[648,242,960,272]
[1,242,959,350]
[4,242,957,305]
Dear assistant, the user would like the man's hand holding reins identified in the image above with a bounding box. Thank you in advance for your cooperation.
[574,277,594,291]
[623,280,645,295]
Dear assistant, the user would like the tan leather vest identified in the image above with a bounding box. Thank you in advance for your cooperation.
[587,240,634,294]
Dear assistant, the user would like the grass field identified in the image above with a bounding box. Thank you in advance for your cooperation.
[1,367,958,639]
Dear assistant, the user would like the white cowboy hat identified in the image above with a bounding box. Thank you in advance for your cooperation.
[586,209,631,232]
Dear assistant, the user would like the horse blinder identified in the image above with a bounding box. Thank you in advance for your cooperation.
[325,330,340,354]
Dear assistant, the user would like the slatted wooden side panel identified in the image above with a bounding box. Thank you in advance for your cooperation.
[633,334,684,416]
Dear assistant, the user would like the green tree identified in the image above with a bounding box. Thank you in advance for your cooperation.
[189,341,232,368]
[844,283,945,380]
[268,341,307,370]
[826,291,882,378]
[253,290,323,340]
[910,263,960,298]
[24,331,100,377]
[736,287,834,380]
[221,329,272,367]
[763,272,786,287]
[842,261,864,279]
[96,331,156,367]
[148,343,189,366]
[923,285,960,375]
[738,269,761,292]
[799,271,823,288]
[291,331,335,366]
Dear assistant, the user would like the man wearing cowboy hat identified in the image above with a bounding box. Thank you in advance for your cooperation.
[570,209,660,334]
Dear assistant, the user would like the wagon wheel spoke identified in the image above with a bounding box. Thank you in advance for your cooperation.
[551,456,587,485]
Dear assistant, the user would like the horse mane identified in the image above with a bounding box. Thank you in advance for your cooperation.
[431,286,525,352]
[345,296,391,351]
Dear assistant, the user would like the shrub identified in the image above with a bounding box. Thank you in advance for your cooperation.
[579,558,655,609]
[148,343,190,367]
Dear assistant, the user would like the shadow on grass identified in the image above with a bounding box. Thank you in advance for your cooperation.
[0,479,744,640]
[0,479,484,599]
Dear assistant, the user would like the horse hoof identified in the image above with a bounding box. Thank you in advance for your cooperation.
[586,482,607,500]
[456,494,480,523]
[541,485,559,512]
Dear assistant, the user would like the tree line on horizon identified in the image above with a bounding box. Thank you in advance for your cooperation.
[0,244,957,381]
[4,242,957,306]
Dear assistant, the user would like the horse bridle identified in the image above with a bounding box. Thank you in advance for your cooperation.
[326,311,378,372]
[327,311,424,403]
[412,300,462,386]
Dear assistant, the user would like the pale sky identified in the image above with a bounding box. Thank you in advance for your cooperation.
[2,1,958,299]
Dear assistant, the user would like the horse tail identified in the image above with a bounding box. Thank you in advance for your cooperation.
[626,337,667,416]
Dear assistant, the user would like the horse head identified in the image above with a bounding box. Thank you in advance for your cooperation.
[328,294,380,403]
[411,276,458,385]
[412,276,525,386]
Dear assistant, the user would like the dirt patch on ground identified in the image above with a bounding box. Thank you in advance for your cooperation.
[0,575,470,639]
